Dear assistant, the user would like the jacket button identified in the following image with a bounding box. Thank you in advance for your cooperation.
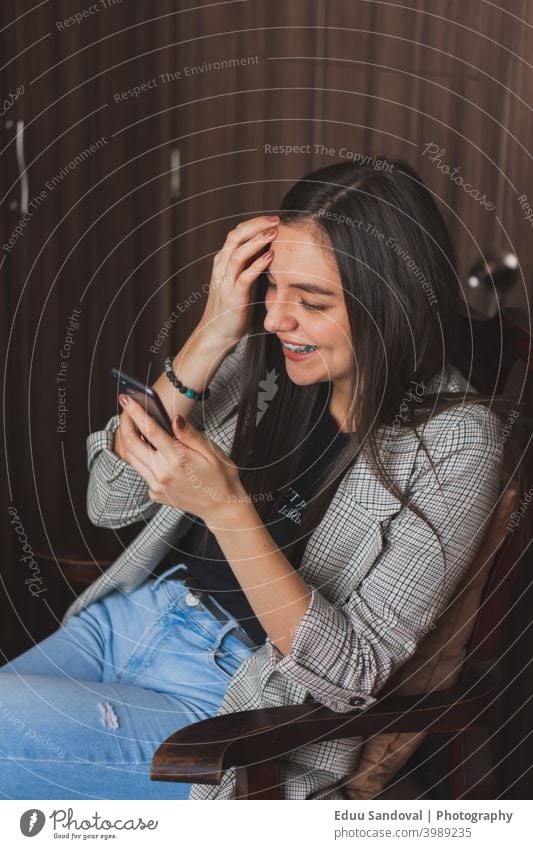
[184,591,200,606]
[349,696,365,706]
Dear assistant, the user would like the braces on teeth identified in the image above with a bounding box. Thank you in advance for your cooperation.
[282,342,318,352]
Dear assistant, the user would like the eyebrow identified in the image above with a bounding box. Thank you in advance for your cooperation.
[265,270,337,298]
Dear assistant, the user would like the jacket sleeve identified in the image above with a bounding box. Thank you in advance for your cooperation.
[85,413,161,528]
[268,405,504,713]
[86,335,249,529]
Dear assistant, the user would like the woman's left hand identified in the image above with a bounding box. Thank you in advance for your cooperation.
[118,395,244,524]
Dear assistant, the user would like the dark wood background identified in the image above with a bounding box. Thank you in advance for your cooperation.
[1,0,531,796]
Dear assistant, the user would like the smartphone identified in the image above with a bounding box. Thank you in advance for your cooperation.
[110,367,174,439]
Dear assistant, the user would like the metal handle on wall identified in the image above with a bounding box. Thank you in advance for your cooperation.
[169,146,180,199]
[15,119,29,214]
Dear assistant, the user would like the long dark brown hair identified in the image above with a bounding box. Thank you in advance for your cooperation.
[195,158,523,572]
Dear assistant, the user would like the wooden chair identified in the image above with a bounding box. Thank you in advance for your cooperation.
[148,483,525,800]
[36,303,532,799]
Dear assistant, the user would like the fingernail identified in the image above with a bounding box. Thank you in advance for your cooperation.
[263,250,273,260]
[119,394,129,406]
[263,228,276,237]
[175,414,185,429]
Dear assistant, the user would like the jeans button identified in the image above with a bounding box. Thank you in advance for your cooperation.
[184,591,200,607]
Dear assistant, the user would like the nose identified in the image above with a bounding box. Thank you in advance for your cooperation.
[263,295,299,335]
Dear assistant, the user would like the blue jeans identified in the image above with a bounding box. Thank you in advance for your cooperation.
[0,564,259,800]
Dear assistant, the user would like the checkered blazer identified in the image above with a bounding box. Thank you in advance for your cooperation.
[63,335,503,800]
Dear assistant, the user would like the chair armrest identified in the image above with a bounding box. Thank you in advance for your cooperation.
[151,662,499,785]
[35,550,115,586]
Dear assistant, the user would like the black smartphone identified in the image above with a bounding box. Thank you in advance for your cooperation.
[110,367,174,438]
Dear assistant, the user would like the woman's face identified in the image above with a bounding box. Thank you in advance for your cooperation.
[263,221,353,396]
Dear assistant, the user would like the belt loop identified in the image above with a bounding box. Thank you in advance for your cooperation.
[208,614,257,650]
[152,562,188,589]
[192,590,258,650]
[212,619,239,647]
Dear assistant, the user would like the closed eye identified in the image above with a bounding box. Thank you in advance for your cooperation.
[265,280,326,312]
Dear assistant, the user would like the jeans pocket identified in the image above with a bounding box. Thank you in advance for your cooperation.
[208,626,256,682]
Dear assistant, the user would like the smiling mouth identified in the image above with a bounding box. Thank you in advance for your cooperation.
[281,342,320,361]
[280,341,319,353]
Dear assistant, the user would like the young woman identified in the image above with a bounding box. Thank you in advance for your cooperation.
[0,159,517,800]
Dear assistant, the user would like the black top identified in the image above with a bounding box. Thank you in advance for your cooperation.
[151,404,351,645]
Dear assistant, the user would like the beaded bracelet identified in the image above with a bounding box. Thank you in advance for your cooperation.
[163,357,210,401]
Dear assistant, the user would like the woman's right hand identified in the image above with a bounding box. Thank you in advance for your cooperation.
[113,216,280,463]
[199,214,280,346]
